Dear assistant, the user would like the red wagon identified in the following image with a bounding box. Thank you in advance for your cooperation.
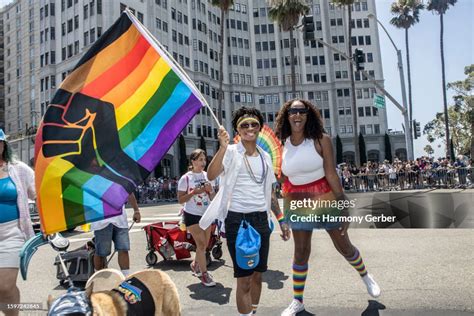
[143,221,223,266]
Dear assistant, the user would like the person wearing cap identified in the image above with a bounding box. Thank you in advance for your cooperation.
[0,129,36,316]
[200,107,291,316]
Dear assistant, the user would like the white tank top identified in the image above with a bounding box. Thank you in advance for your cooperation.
[282,138,325,185]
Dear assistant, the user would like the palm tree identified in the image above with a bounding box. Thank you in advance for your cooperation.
[211,0,234,123]
[268,0,309,97]
[390,0,424,135]
[427,0,457,159]
[332,0,360,165]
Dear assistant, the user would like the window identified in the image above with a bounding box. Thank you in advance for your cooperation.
[367,53,373,62]
[67,19,73,33]
[83,31,89,46]
[374,124,380,134]
[365,106,371,116]
[366,124,373,134]
[90,28,96,43]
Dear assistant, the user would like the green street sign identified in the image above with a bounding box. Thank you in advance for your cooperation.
[373,94,385,108]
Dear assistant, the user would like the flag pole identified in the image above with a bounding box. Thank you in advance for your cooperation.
[124,9,222,128]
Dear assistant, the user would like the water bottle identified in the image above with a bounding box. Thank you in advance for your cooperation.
[159,237,175,259]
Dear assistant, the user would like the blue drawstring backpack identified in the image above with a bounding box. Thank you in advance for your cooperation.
[235,220,261,269]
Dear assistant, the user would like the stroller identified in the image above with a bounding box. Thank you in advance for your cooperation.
[143,220,223,266]
[54,239,95,287]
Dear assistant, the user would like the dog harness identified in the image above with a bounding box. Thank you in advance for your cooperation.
[112,277,155,316]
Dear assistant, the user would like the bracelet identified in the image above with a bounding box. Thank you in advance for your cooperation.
[276,212,285,224]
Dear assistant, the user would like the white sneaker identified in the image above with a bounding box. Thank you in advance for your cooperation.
[281,299,305,316]
[362,273,381,298]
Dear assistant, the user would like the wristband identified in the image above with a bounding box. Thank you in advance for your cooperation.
[276,212,285,224]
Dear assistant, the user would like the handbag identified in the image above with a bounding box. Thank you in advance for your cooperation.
[235,220,261,270]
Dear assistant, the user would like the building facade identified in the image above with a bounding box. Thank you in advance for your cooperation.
[2,0,406,174]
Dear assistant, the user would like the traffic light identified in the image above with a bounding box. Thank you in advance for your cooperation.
[354,49,365,71]
[413,120,421,139]
[302,15,315,41]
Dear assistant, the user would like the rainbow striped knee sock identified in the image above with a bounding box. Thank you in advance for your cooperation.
[345,248,367,277]
[293,263,308,303]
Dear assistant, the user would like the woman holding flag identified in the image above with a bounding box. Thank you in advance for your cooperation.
[200,107,290,316]
[0,129,36,316]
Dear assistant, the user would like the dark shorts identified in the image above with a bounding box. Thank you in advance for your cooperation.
[225,211,271,278]
[183,211,202,227]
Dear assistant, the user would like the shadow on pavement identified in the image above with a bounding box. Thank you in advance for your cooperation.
[262,269,289,290]
[151,258,226,272]
[361,300,386,316]
[187,283,232,305]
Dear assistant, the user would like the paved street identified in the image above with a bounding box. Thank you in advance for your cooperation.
[17,194,474,315]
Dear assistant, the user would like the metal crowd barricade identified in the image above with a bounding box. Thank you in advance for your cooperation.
[341,167,472,192]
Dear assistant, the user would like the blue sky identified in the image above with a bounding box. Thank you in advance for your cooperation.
[1,0,471,158]
[375,0,473,158]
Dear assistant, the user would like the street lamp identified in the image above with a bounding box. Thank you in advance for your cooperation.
[368,13,414,161]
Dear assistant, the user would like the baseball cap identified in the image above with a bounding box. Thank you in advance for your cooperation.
[0,129,6,141]
[235,220,261,270]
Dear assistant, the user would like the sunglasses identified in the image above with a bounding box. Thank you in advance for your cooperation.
[239,122,260,129]
[288,108,309,116]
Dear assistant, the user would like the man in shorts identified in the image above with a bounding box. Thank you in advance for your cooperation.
[91,193,141,277]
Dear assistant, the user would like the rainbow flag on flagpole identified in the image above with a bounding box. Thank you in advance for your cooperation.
[34,10,207,234]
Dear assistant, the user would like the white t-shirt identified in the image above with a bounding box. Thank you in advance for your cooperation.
[229,155,267,213]
[178,171,213,216]
[91,207,128,231]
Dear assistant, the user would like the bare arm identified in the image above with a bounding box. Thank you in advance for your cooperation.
[318,135,345,199]
[128,193,141,223]
[271,186,290,241]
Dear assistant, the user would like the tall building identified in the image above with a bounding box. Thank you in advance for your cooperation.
[0,11,5,130]
[2,0,40,163]
[3,0,406,173]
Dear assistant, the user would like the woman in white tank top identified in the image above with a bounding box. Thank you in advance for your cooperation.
[275,99,381,316]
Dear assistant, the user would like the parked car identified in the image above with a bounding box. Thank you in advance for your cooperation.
[28,200,41,233]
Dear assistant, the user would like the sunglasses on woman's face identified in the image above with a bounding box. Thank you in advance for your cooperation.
[239,122,260,129]
[288,108,309,116]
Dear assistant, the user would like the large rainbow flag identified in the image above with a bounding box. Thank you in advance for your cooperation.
[35,11,206,234]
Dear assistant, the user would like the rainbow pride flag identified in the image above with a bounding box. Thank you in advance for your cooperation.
[34,11,206,234]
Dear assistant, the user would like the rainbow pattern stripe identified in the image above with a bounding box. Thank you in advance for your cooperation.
[34,12,205,234]
[234,124,282,176]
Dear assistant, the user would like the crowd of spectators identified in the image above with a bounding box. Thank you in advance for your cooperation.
[336,156,472,192]
[135,176,179,204]
[135,157,472,204]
